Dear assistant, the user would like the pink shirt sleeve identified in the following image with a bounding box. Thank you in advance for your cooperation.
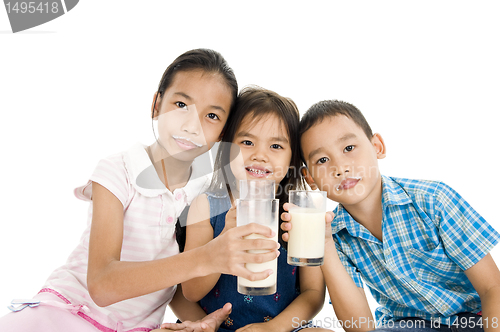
[74,153,130,208]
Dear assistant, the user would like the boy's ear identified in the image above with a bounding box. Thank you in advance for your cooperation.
[151,92,161,119]
[371,133,387,159]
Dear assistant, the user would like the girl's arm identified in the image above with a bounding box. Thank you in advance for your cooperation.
[181,194,224,302]
[87,183,280,307]
[281,204,374,332]
[277,265,325,331]
[464,253,500,332]
[168,284,209,322]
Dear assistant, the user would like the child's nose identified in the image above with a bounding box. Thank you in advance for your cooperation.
[250,146,268,162]
[181,106,202,135]
[334,166,350,177]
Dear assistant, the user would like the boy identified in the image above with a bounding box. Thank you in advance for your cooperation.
[283,100,500,332]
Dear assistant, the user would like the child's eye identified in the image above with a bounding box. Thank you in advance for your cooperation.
[270,144,283,149]
[206,113,219,120]
[241,140,253,146]
[175,101,187,109]
[344,145,354,152]
[316,157,329,165]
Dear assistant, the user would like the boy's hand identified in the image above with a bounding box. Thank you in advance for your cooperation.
[281,202,335,242]
[324,211,335,239]
[159,303,232,332]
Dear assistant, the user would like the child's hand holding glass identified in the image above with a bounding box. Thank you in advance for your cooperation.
[281,202,335,245]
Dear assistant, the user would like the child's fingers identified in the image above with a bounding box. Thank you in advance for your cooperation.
[280,215,292,242]
[282,202,299,212]
[234,223,277,238]
[202,302,232,331]
[160,322,189,330]
[223,205,237,230]
[280,222,291,231]
[326,211,335,223]
[235,263,276,282]
[245,248,280,263]
[280,212,291,222]
[240,237,280,252]
[234,268,271,282]
[223,302,232,314]
[281,232,289,242]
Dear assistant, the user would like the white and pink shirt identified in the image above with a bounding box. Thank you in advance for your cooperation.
[40,143,211,332]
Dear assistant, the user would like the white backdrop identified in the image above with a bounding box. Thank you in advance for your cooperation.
[1,0,499,327]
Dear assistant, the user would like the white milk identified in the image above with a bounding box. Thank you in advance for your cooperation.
[237,233,278,288]
[288,209,325,259]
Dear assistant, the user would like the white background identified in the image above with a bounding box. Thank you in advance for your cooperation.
[1,0,499,327]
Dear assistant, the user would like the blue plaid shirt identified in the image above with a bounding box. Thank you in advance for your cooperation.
[332,175,499,326]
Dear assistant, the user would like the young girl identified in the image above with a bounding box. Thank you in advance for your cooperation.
[178,86,326,331]
[0,49,281,332]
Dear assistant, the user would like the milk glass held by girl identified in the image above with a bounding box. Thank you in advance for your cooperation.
[178,86,326,332]
[0,49,281,332]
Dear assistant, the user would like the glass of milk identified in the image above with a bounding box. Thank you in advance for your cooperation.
[287,190,327,266]
[236,180,279,295]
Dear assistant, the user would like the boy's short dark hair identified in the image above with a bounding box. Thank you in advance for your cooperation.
[300,100,373,140]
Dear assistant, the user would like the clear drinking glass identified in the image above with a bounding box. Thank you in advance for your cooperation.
[287,190,327,266]
[236,180,279,295]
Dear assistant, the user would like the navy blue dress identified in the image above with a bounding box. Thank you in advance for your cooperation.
[198,192,300,331]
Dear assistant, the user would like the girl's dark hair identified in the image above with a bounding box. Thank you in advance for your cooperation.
[155,48,238,118]
[170,49,238,252]
[209,85,306,249]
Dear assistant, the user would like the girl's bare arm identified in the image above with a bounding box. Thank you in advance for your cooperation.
[181,194,224,302]
[87,182,279,307]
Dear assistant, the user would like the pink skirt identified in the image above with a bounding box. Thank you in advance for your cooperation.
[0,292,100,332]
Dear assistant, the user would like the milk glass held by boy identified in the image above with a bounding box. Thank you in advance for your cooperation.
[236,179,279,295]
[287,190,327,266]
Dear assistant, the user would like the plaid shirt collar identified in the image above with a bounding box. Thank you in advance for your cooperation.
[332,175,413,240]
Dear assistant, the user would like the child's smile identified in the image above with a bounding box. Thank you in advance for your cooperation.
[172,135,204,151]
[245,165,273,178]
[230,113,291,187]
